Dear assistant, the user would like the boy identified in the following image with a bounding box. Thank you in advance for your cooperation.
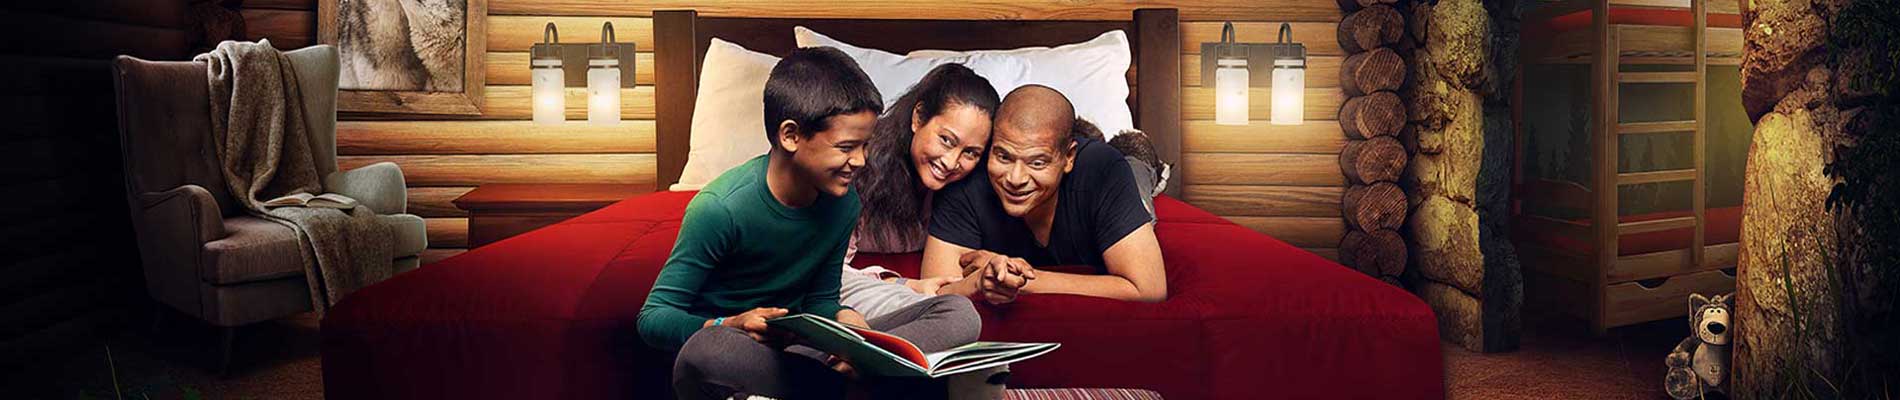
[638,47,980,400]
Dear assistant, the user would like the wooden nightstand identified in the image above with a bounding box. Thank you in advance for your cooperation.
[453,184,650,248]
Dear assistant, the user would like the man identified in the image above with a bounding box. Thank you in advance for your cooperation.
[920,85,1168,304]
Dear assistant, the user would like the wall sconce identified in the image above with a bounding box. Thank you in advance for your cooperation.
[530,21,638,126]
[1214,23,1248,126]
[1201,22,1308,126]
[532,23,564,125]
[588,22,622,125]
[1270,23,1306,126]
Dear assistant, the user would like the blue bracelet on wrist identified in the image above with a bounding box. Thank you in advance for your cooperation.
[893,277,909,286]
[712,317,726,327]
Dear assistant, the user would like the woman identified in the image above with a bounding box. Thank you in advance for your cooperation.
[840,63,1002,319]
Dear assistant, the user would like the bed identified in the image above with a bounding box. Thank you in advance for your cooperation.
[1513,0,1743,334]
[321,9,1444,400]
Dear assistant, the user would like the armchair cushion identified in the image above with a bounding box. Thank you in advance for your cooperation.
[203,216,306,285]
[324,161,407,215]
[379,213,428,258]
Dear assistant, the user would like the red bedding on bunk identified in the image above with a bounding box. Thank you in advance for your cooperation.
[321,191,1444,400]
[1529,206,1743,257]
[1534,7,1744,34]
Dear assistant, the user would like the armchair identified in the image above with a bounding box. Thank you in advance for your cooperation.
[111,45,427,369]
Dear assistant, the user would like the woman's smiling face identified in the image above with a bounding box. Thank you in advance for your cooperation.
[908,103,992,191]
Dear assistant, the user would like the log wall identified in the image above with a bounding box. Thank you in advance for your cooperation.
[240,0,1353,261]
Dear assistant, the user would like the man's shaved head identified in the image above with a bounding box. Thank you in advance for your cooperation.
[995,85,1076,149]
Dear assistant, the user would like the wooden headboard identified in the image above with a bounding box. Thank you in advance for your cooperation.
[649,9,1183,197]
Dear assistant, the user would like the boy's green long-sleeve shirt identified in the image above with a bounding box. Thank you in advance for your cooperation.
[637,155,859,350]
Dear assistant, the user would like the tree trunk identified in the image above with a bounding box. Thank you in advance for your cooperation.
[1344,182,1408,231]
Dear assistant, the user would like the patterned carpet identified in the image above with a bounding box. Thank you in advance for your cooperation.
[22,308,1688,399]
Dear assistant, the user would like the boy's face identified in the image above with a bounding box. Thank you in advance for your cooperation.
[986,122,1074,218]
[784,111,876,197]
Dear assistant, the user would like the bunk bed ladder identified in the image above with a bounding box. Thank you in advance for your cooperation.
[1592,0,1708,335]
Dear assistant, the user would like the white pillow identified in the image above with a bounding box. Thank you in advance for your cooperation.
[793,27,1028,115]
[795,27,1135,138]
[672,39,780,191]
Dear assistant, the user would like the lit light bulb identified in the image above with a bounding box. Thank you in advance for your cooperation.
[1270,57,1304,125]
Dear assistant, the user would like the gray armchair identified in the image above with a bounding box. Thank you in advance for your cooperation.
[111,45,426,364]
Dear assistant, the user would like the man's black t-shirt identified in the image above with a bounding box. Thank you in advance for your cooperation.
[928,137,1154,272]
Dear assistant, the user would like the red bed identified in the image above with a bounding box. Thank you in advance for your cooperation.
[322,191,1444,399]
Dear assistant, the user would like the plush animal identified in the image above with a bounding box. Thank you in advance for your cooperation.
[1666,293,1733,399]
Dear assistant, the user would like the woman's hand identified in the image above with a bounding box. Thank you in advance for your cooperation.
[976,257,1036,305]
[904,276,963,296]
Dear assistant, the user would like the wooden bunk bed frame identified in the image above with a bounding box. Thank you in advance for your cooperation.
[1512,0,1739,334]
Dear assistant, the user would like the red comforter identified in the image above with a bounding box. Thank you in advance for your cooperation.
[323,192,1444,399]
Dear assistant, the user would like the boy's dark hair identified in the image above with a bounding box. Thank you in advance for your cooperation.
[762,46,884,148]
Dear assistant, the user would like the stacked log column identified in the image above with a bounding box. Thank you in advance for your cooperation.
[1397,0,1519,352]
[1335,0,1410,287]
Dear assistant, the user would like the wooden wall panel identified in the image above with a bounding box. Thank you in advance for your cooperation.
[337,120,656,154]
[486,0,1342,22]
[426,218,470,248]
[241,3,1353,255]
[242,9,315,49]
[337,154,657,187]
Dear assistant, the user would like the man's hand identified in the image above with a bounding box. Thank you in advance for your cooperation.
[975,256,1036,305]
[716,307,789,343]
[902,276,962,296]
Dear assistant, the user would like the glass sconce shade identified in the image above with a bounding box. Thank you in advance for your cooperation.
[588,22,622,125]
[588,59,620,124]
[1270,61,1304,125]
[1215,58,1249,126]
[532,23,564,125]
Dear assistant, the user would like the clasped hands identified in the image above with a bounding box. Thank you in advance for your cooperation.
[959,250,1037,305]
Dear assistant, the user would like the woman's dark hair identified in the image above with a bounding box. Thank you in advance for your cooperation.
[854,64,1001,251]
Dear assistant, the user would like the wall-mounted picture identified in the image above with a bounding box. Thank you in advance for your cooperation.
[319,0,487,115]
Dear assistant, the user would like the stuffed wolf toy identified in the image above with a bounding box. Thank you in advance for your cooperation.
[1666,293,1732,399]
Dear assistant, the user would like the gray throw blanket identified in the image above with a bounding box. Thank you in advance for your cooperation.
[198,40,393,314]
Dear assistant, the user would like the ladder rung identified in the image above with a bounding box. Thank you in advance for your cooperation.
[1619,71,1697,83]
[1619,216,1697,235]
[1618,169,1697,185]
[1618,120,1697,135]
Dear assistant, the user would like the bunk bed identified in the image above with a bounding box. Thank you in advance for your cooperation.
[1513,0,1745,334]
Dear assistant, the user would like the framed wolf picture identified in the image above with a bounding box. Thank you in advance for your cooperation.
[318,0,486,115]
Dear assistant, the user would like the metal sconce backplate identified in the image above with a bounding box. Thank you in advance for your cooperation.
[530,42,639,88]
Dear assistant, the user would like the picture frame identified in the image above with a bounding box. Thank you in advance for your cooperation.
[317,0,487,115]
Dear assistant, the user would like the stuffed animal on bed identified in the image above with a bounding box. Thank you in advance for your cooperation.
[1666,293,1732,399]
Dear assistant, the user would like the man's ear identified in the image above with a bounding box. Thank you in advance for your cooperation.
[776,120,803,153]
[911,103,927,134]
[1061,140,1078,174]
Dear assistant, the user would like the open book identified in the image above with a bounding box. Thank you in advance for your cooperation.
[767,313,1059,378]
[263,192,358,210]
